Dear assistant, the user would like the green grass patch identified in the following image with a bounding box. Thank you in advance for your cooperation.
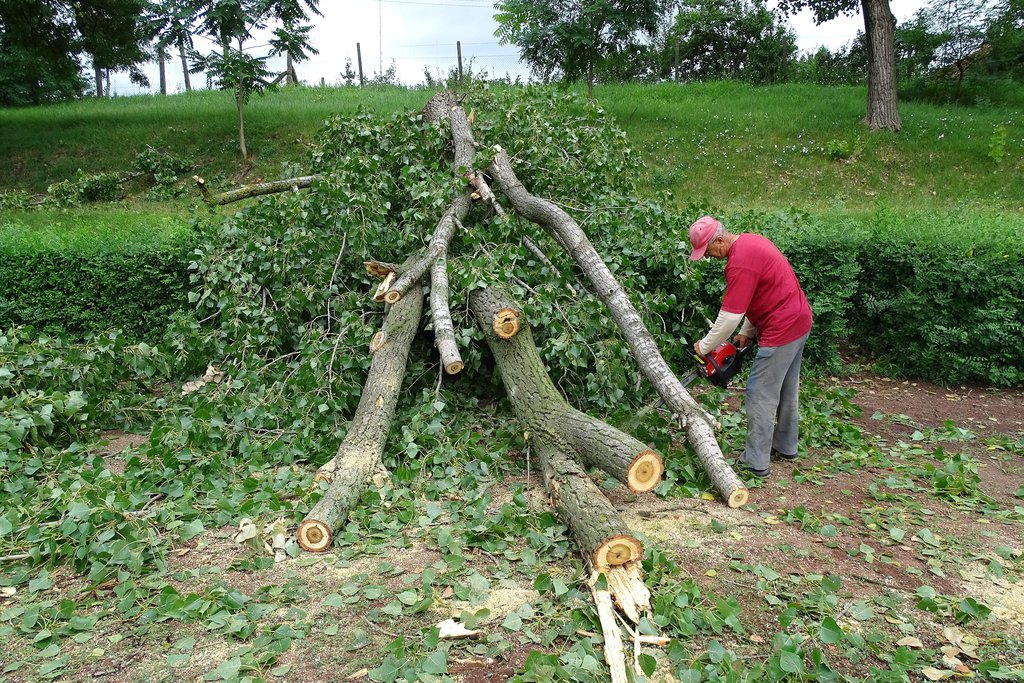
[0,205,190,253]
[590,81,1024,212]
[2,82,1021,216]
[0,87,431,193]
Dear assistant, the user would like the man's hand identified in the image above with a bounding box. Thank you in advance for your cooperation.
[693,341,703,356]
[734,334,751,349]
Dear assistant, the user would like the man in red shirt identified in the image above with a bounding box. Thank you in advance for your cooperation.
[688,216,813,478]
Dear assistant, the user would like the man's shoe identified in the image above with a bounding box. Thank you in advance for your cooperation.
[739,462,770,478]
[771,448,798,462]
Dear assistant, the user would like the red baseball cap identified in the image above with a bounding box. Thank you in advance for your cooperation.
[688,215,722,261]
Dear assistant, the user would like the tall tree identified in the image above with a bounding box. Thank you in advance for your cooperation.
[188,0,320,159]
[0,0,86,104]
[495,0,672,99]
[777,0,903,130]
[73,0,149,96]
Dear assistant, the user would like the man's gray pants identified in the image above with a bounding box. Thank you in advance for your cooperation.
[739,332,809,474]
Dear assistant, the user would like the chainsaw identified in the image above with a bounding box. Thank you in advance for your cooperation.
[681,341,755,389]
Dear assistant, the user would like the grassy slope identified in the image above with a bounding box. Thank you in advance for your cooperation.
[592,81,1023,213]
[1,82,1021,215]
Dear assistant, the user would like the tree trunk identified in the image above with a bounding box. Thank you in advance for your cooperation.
[286,53,297,85]
[536,439,642,571]
[862,0,902,131]
[384,102,476,304]
[236,88,248,160]
[471,286,647,568]
[487,149,748,508]
[94,62,103,98]
[470,286,663,494]
[298,277,424,551]
[178,40,192,92]
[158,47,167,95]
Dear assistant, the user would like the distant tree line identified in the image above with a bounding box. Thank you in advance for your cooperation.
[496,0,1024,129]
[0,0,320,108]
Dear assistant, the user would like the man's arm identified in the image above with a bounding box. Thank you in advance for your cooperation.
[696,309,744,355]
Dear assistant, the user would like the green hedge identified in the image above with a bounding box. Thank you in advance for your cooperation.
[0,212,194,341]
[851,210,1024,387]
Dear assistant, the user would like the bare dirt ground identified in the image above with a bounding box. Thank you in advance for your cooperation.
[2,373,1021,683]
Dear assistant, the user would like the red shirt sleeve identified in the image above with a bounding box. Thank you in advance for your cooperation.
[721,265,757,315]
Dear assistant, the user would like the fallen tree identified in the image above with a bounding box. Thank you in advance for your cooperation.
[298,95,744,559]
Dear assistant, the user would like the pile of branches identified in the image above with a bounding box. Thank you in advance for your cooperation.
[189,89,749,677]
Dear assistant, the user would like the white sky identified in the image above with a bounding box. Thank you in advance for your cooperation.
[113,0,928,95]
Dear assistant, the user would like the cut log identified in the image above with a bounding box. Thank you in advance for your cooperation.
[430,255,464,375]
[492,307,521,339]
[299,280,424,552]
[194,174,318,205]
[470,286,664,493]
[536,438,642,569]
[487,148,748,508]
[365,261,399,279]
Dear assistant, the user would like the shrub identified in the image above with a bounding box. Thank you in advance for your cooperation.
[0,225,195,342]
[851,210,1024,386]
[46,170,122,206]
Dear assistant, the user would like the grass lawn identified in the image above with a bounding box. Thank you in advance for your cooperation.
[2,82,1021,215]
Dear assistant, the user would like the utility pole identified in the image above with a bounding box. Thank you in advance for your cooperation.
[357,43,365,85]
[457,41,463,82]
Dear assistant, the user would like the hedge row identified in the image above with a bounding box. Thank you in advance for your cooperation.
[745,210,1024,387]
[1,208,1020,386]
[0,237,194,342]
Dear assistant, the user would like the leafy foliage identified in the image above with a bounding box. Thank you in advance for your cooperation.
[666,0,799,84]
[494,0,672,94]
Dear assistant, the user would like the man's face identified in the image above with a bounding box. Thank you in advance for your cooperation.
[705,237,728,260]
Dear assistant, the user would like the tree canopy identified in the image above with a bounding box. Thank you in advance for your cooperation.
[495,0,672,98]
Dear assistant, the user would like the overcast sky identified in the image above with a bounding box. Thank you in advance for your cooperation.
[115,0,929,95]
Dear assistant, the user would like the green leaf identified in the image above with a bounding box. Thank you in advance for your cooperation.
[819,617,843,644]
[167,653,191,667]
[0,516,13,536]
[323,593,345,608]
[37,657,69,677]
[639,653,657,677]
[397,590,418,606]
[502,612,523,631]
[420,649,448,675]
[369,654,404,683]
[203,656,241,681]
[779,649,804,674]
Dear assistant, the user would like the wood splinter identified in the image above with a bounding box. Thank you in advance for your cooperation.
[373,272,396,303]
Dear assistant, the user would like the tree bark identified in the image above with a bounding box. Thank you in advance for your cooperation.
[94,62,103,98]
[158,47,167,95]
[430,255,464,375]
[236,89,248,160]
[487,149,748,508]
[862,0,903,131]
[537,438,642,570]
[298,277,424,551]
[193,174,318,204]
[470,286,663,494]
[178,40,192,92]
